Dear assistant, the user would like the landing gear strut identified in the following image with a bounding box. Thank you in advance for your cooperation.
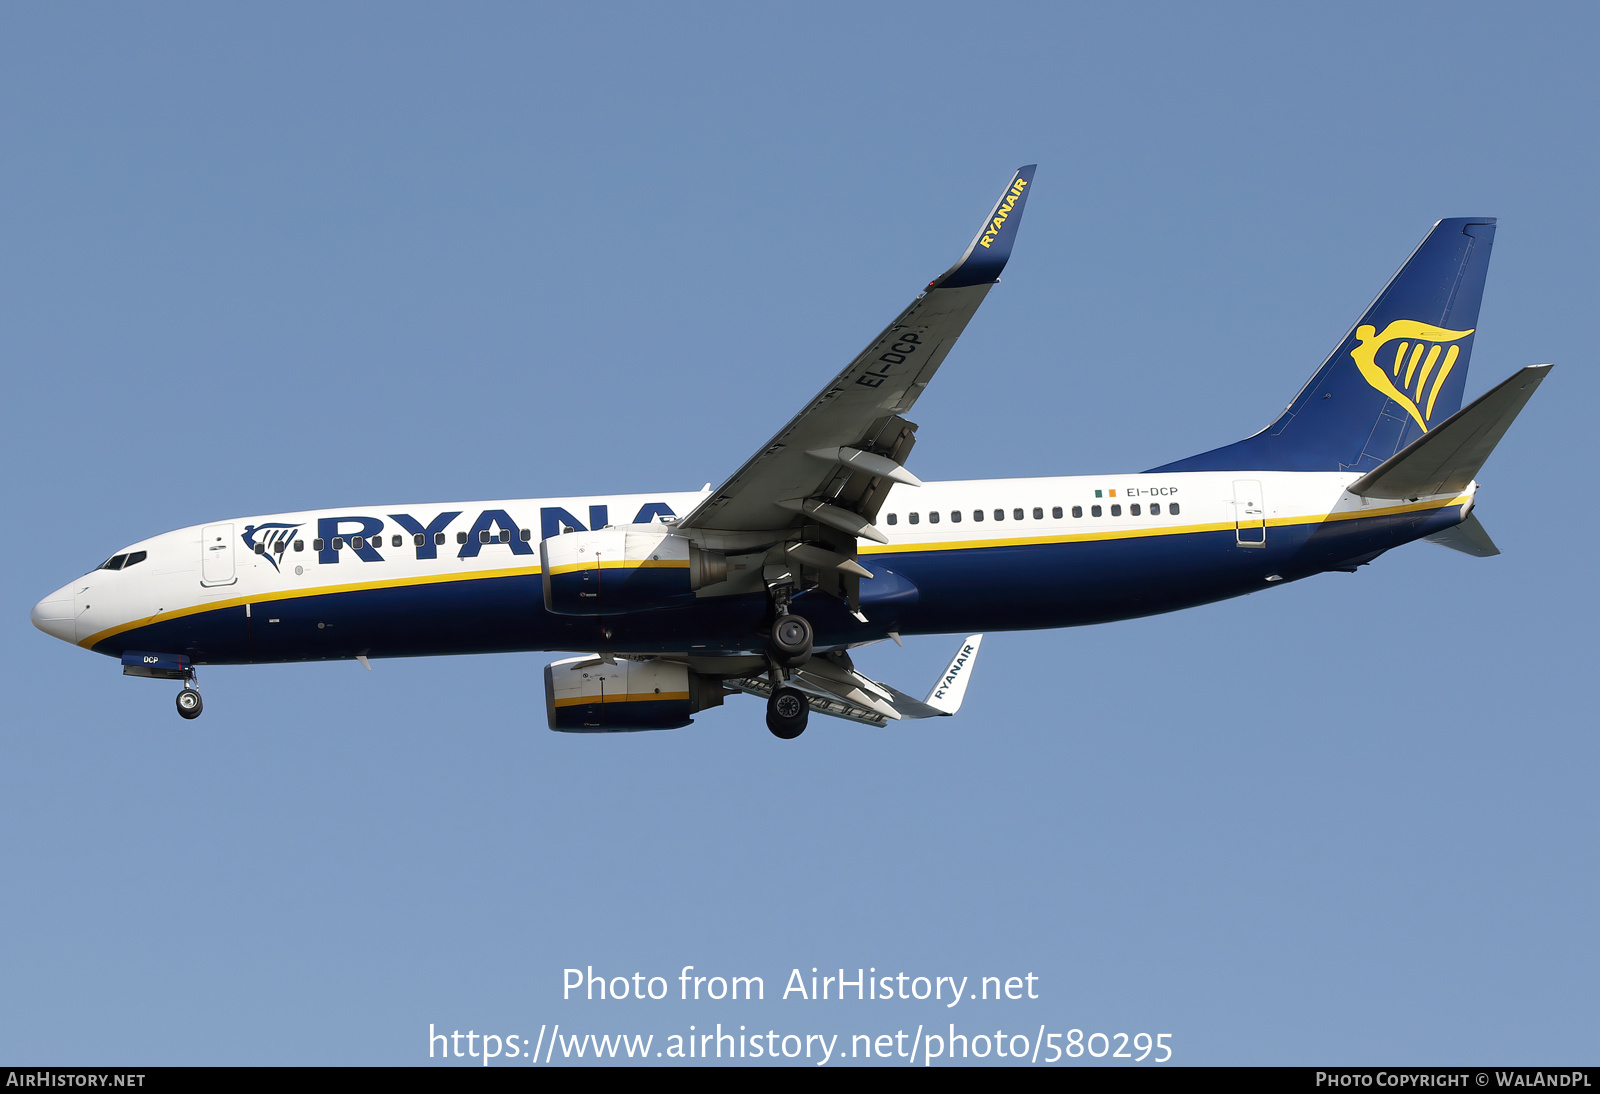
[176,685,203,720]
[766,686,808,739]
[762,582,811,737]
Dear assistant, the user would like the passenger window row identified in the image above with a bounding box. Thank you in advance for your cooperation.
[301,527,533,552]
[1075,502,1179,518]
[884,502,1178,526]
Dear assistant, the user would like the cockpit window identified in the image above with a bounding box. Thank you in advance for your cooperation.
[102,550,147,570]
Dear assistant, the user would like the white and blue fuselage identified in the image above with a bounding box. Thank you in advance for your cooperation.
[32,472,1472,666]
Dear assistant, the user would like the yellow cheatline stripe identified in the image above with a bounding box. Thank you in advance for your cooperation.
[857,496,1469,556]
[554,692,690,707]
[546,559,690,576]
[78,562,544,649]
[860,520,1232,554]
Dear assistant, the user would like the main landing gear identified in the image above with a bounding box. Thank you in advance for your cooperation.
[763,589,813,739]
[768,614,813,668]
[766,686,808,740]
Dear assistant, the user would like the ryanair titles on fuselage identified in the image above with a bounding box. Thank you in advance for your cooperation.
[254,501,678,569]
[977,176,1028,249]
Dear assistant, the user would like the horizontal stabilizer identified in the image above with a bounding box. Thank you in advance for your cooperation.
[1349,365,1552,499]
[1425,513,1500,557]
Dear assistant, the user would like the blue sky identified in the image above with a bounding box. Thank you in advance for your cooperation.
[3,1,1595,1065]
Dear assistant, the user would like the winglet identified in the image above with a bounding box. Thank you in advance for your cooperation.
[923,634,983,714]
[930,166,1037,290]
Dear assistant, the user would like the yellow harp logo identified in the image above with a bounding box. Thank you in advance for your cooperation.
[1350,320,1474,431]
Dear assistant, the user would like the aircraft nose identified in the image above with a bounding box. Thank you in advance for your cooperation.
[31,582,77,643]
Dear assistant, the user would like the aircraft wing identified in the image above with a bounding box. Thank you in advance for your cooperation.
[679,166,1037,540]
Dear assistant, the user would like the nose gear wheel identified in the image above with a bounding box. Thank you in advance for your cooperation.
[176,687,203,720]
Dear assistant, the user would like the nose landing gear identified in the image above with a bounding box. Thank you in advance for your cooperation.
[176,686,203,720]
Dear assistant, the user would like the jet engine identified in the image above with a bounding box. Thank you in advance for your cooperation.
[544,656,725,731]
[540,525,727,615]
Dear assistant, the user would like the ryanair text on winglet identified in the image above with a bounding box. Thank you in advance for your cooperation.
[933,641,977,701]
[977,177,1028,249]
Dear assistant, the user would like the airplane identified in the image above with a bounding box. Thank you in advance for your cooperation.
[30,166,1551,739]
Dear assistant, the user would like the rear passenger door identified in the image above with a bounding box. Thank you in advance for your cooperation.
[1232,481,1266,547]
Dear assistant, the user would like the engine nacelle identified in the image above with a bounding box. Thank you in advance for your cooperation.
[540,526,727,616]
[544,656,724,732]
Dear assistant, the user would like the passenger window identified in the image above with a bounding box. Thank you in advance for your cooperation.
[390,534,400,547]
[887,513,897,525]
[1170,502,1181,515]
[909,513,919,524]
[994,509,1004,521]
[1091,505,1102,517]
[293,540,304,552]
[351,536,364,550]
[1033,507,1043,520]
[1052,507,1063,519]
[929,511,940,524]
[950,510,961,523]
[103,554,127,570]
[125,551,145,567]
[1111,504,1122,516]
[1013,508,1024,520]
[1130,504,1141,516]
[332,537,344,550]
[254,543,266,554]
[1151,503,1161,515]
[314,538,325,551]
[499,529,510,543]
[479,530,491,543]
[1071,506,1082,518]
[457,532,468,544]
[434,532,446,545]
[973,510,983,521]
[520,528,532,541]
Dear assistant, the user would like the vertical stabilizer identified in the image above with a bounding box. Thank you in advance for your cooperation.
[1151,218,1496,473]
